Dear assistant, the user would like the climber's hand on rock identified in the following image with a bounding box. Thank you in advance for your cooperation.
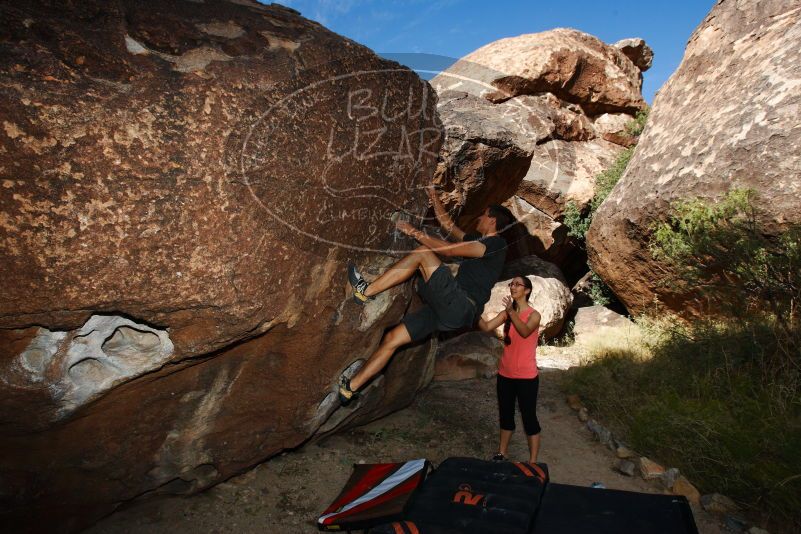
[395,220,416,236]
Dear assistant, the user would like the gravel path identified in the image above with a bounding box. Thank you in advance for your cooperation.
[88,366,725,534]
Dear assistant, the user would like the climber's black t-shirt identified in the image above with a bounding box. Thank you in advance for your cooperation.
[455,232,507,309]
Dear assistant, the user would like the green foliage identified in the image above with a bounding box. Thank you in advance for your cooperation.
[587,272,614,306]
[591,147,634,212]
[563,147,635,242]
[625,107,650,137]
[564,191,801,530]
[563,109,646,243]
[650,189,801,327]
[563,201,590,239]
[562,317,801,530]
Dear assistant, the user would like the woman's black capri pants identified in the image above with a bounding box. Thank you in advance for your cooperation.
[496,374,541,436]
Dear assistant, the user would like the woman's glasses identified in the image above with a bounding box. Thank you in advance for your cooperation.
[508,282,526,288]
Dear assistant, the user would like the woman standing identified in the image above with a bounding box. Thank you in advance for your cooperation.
[479,276,542,463]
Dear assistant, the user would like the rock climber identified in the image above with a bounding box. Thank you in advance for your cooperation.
[339,186,512,405]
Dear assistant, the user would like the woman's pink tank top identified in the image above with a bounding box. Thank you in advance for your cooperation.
[498,307,539,379]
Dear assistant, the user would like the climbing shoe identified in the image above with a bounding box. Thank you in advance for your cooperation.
[491,453,507,462]
[338,376,359,407]
[348,263,373,304]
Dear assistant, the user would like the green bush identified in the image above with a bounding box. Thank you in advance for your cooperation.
[650,189,801,331]
[563,201,590,239]
[586,272,615,306]
[625,107,650,137]
[562,147,635,242]
[562,318,801,530]
[564,191,801,531]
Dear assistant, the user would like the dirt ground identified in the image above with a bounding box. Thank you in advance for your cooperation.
[88,352,726,534]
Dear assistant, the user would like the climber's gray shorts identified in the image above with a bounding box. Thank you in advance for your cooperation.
[402,264,476,342]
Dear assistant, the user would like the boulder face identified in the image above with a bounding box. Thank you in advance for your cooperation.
[434,331,502,381]
[480,256,573,341]
[429,29,645,278]
[614,38,654,72]
[587,0,801,315]
[0,0,441,529]
[431,92,539,229]
[432,28,647,115]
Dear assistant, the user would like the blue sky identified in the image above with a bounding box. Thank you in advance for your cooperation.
[273,0,715,103]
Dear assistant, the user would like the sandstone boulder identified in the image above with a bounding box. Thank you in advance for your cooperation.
[517,138,623,219]
[431,28,647,115]
[481,255,573,340]
[431,92,541,229]
[587,0,801,316]
[428,30,643,283]
[572,305,636,346]
[614,38,654,72]
[0,1,441,529]
[434,331,502,381]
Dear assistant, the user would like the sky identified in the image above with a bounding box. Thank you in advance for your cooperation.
[272,0,716,103]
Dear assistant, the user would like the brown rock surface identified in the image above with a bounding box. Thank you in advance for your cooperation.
[431,28,647,115]
[431,91,540,229]
[517,138,622,219]
[481,255,573,340]
[0,0,441,530]
[434,331,502,381]
[614,38,654,72]
[587,0,801,316]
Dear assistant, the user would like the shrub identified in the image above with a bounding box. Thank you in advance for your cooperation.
[625,107,650,137]
[562,147,634,242]
[650,189,801,331]
[564,191,801,531]
[562,317,801,530]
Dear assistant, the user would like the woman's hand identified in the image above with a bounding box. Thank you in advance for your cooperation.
[503,295,514,313]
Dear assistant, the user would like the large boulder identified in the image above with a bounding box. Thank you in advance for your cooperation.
[587,0,801,315]
[428,30,640,278]
[434,331,502,381]
[517,138,622,219]
[0,1,441,530]
[480,255,573,340]
[431,28,647,115]
[431,92,541,229]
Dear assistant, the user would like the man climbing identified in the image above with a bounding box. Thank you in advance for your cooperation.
[339,186,512,405]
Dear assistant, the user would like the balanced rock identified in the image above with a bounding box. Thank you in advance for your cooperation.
[483,255,573,340]
[0,0,441,529]
[588,0,801,316]
[614,38,654,72]
[431,28,647,114]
